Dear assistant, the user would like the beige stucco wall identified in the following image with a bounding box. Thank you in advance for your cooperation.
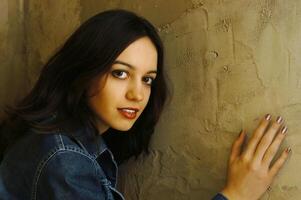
[0,0,29,116]
[1,0,300,199]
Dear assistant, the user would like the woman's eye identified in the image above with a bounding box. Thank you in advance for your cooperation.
[112,70,128,79]
[143,77,155,85]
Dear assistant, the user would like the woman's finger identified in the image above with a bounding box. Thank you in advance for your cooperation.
[229,130,246,163]
[269,147,291,178]
[253,117,284,164]
[243,114,271,159]
[262,126,288,166]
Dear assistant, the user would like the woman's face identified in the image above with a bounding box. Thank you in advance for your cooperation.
[87,37,158,134]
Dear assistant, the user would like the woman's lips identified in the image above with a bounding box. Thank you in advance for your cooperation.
[118,108,137,119]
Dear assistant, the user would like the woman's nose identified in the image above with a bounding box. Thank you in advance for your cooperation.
[126,81,144,102]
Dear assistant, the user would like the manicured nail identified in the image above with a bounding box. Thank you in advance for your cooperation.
[265,114,271,121]
[276,116,283,124]
[286,147,292,154]
[281,126,288,134]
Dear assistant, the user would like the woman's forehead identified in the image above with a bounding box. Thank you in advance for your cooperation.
[114,37,158,71]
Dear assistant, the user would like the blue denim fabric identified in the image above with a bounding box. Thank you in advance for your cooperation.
[0,122,125,200]
[212,193,228,200]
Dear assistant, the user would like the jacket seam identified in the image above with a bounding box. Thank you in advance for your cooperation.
[30,147,101,200]
[58,134,65,149]
[93,147,108,159]
[71,137,89,154]
[109,185,126,200]
[106,148,119,188]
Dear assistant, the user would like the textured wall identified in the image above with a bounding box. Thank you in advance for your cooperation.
[0,0,29,116]
[1,0,300,199]
[24,0,81,87]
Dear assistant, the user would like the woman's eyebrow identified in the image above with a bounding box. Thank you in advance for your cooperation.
[113,60,157,74]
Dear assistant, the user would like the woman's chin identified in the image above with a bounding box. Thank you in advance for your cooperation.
[112,124,133,132]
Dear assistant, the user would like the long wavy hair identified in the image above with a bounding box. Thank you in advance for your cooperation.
[0,9,170,165]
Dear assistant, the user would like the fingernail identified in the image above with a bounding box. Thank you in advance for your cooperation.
[265,114,271,121]
[281,126,288,134]
[286,147,292,154]
[276,116,283,124]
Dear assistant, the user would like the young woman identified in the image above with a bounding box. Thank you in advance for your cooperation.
[0,9,290,200]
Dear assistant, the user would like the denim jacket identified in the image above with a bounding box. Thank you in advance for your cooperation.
[0,123,125,200]
[0,118,227,200]
[212,193,228,200]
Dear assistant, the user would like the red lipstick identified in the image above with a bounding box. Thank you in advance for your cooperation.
[117,108,139,119]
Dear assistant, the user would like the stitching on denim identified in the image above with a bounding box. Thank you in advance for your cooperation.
[53,134,64,149]
[93,147,108,159]
[58,134,65,149]
[72,138,90,154]
[106,148,119,188]
[64,145,94,159]
[109,185,125,200]
[30,148,101,200]
[31,147,61,200]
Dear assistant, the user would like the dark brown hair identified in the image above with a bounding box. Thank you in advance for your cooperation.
[0,9,171,164]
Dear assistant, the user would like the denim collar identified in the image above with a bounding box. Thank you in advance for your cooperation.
[75,123,118,187]
[72,124,109,158]
[31,114,119,188]
[34,113,109,158]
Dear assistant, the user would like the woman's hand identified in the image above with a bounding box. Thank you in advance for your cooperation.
[221,114,291,200]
